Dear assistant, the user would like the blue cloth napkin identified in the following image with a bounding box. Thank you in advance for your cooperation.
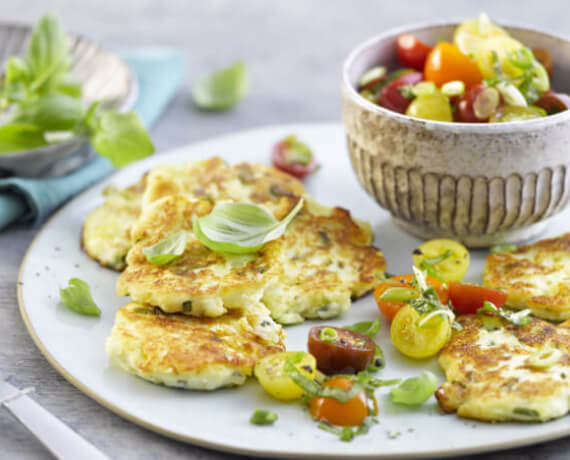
[0,47,185,230]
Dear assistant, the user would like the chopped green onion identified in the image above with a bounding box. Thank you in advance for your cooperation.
[250,409,278,426]
[528,346,562,369]
[412,81,436,97]
[490,244,517,254]
[358,66,386,89]
[342,318,381,338]
[319,327,338,343]
[417,309,455,328]
[509,47,535,70]
[532,61,550,92]
[441,81,465,97]
[473,87,500,119]
[359,89,376,104]
[366,345,385,372]
[282,134,313,165]
[390,371,438,406]
[378,287,418,302]
[477,301,531,327]
[496,82,527,107]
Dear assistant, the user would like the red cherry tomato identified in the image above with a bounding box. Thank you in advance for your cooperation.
[424,42,483,88]
[448,281,507,315]
[309,377,370,427]
[308,326,376,375]
[396,34,432,71]
[378,71,423,114]
[271,138,317,179]
[454,84,487,122]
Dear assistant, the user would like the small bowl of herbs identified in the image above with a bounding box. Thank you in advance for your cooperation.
[0,14,154,177]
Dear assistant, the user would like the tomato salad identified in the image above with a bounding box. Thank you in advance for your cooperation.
[250,238,527,442]
[358,14,570,122]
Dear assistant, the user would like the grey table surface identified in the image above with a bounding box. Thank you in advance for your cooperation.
[1,1,569,459]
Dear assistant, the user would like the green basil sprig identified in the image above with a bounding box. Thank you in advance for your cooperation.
[59,278,101,316]
[194,199,304,254]
[0,14,154,167]
[342,318,381,338]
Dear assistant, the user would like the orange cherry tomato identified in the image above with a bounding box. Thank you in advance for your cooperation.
[448,281,507,315]
[309,377,370,427]
[396,34,432,71]
[373,274,449,322]
[424,42,483,88]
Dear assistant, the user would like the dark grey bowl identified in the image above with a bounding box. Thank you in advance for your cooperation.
[0,22,138,178]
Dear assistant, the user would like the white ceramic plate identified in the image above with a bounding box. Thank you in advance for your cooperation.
[18,123,570,458]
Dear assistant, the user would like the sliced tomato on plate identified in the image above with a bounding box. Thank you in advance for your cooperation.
[448,281,507,315]
[272,135,317,179]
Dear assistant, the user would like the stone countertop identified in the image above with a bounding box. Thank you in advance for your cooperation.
[1,1,569,458]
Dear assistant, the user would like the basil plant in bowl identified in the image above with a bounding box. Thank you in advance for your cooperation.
[0,14,153,177]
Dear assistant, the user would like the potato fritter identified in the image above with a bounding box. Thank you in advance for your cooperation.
[483,233,570,321]
[106,302,285,390]
[436,314,570,422]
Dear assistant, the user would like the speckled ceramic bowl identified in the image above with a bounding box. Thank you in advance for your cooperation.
[342,21,570,247]
[0,22,137,178]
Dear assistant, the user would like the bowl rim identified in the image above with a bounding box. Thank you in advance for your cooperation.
[342,17,570,132]
[0,21,139,160]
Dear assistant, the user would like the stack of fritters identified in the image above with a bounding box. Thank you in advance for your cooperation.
[82,157,385,390]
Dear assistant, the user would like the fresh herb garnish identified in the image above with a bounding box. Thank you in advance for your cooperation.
[342,318,381,338]
[192,60,248,110]
[318,416,378,442]
[379,287,418,302]
[417,249,452,281]
[250,409,278,426]
[0,14,154,166]
[490,244,517,254]
[282,134,313,165]
[319,327,338,343]
[142,230,188,266]
[477,301,531,327]
[59,278,101,316]
[193,199,303,254]
[390,371,438,406]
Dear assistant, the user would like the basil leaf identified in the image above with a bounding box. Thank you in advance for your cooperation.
[390,371,438,406]
[14,93,84,131]
[142,230,188,266]
[27,14,71,92]
[192,60,248,110]
[59,278,101,316]
[91,111,154,168]
[194,198,303,254]
[0,124,47,153]
[343,318,381,338]
[56,74,82,98]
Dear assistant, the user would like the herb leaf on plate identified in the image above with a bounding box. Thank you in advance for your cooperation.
[192,60,248,110]
[194,198,303,254]
[390,371,438,406]
[90,111,155,168]
[59,278,101,316]
[142,230,188,266]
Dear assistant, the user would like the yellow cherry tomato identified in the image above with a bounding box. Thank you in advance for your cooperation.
[405,92,453,122]
[390,305,451,359]
[475,36,525,79]
[412,238,470,282]
[453,14,510,56]
[254,351,317,401]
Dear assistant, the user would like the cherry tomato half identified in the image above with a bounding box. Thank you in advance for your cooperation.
[373,274,449,322]
[378,71,423,114]
[309,377,370,426]
[448,281,507,315]
[455,84,487,122]
[271,136,317,179]
[532,48,553,76]
[396,34,432,71]
[534,92,569,115]
[308,326,376,375]
[424,42,483,89]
